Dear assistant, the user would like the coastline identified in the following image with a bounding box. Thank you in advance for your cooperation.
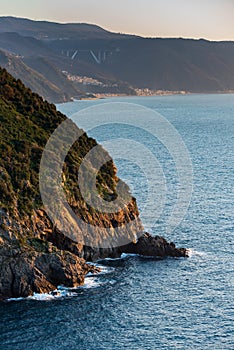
[80,90,189,100]
[73,90,234,102]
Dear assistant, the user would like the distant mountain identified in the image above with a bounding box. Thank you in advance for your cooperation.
[0,16,134,40]
[0,16,233,100]
[101,38,234,92]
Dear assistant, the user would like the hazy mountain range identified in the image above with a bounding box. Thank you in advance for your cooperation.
[0,16,234,102]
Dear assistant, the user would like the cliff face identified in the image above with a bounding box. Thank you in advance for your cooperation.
[0,212,97,299]
[0,67,143,299]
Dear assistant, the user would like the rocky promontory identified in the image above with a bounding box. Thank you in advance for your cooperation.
[0,67,187,300]
[121,233,188,258]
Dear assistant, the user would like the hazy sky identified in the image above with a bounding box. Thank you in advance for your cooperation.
[0,0,233,40]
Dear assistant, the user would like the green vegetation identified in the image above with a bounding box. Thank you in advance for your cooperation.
[28,238,49,253]
[0,67,119,217]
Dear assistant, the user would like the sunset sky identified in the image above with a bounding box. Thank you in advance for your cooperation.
[0,0,233,41]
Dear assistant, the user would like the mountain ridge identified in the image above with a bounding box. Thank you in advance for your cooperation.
[1,16,233,42]
[0,16,233,102]
[0,16,136,40]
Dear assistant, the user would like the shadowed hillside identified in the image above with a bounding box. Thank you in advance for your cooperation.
[0,17,233,101]
[0,50,84,102]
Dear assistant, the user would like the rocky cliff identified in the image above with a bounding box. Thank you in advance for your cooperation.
[0,67,187,300]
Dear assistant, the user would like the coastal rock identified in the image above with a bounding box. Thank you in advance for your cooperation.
[120,233,188,258]
[0,208,188,300]
[0,244,99,300]
[30,209,188,260]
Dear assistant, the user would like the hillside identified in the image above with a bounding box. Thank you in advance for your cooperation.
[0,50,84,102]
[0,31,54,56]
[104,38,234,92]
[50,37,234,92]
[0,68,187,299]
[0,17,233,100]
[0,66,142,246]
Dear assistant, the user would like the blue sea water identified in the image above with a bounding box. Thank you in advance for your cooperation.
[0,94,233,349]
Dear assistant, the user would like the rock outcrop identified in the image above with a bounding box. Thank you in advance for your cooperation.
[0,209,100,300]
[120,233,188,258]
[0,245,98,300]
[0,207,187,300]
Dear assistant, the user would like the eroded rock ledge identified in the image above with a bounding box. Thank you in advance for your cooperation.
[83,233,188,261]
[0,245,99,300]
[0,234,187,300]
[0,210,188,301]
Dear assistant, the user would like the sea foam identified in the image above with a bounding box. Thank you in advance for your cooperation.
[187,248,207,258]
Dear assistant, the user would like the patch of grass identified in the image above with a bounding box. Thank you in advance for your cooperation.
[28,238,49,253]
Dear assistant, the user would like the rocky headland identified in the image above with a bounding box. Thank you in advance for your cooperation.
[0,67,187,300]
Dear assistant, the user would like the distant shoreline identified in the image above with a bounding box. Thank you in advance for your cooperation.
[77,90,234,101]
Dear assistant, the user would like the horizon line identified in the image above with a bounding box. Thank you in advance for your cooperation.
[0,15,234,43]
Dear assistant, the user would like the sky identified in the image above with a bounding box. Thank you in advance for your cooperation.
[0,0,233,41]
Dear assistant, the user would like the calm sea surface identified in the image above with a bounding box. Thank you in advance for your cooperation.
[0,94,233,349]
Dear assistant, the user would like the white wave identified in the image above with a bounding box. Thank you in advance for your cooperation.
[7,277,103,302]
[6,297,25,302]
[187,248,207,258]
[7,289,76,302]
[28,292,60,301]
[86,261,100,266]
[29,288,79,300]
[101,253,138,261]
[121,253,138,259]
[82,277,102,289]
[82,276,116,289]
[97,265,115,275]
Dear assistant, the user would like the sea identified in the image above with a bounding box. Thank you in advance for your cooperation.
[0,94,233,350]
